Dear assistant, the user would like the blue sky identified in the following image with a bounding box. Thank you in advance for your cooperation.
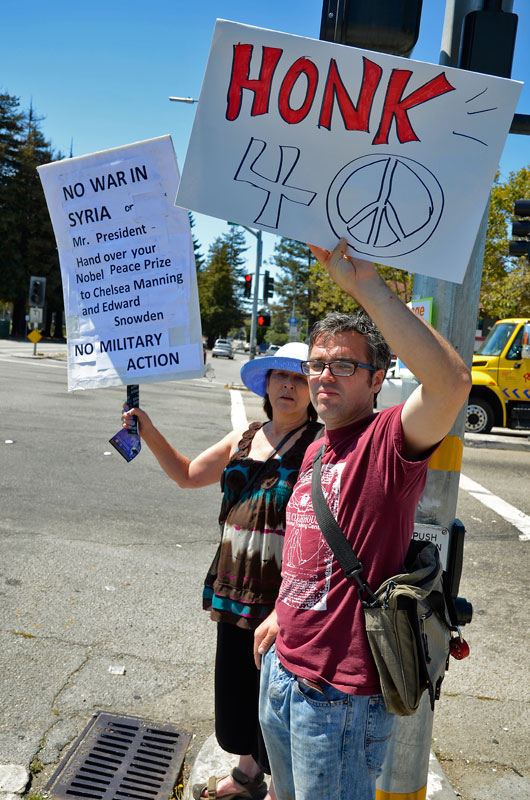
[3,1,530,274]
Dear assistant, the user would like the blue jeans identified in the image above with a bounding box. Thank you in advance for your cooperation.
[259,647,394,800]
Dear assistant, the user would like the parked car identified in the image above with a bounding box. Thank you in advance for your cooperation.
[212,339,234,359]
[265,344,280,355]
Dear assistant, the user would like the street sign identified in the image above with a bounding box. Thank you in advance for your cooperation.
[28,329,42,344]
[29,307,43,325]
[407,297,433,323]
[289,316,297,326]
[412,524,449,570]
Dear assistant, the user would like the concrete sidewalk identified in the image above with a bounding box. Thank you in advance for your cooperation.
[183,734,458,800]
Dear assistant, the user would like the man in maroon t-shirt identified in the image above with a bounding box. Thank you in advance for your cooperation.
[253,239,471,800]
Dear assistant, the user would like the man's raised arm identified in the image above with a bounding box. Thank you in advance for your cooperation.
[309,239,472,458]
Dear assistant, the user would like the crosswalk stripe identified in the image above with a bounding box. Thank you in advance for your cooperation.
[460,473,530,541]
[230,389,248,430]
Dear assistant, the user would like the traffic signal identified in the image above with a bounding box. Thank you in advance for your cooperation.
[29,276,46,308]
[320,0,423,58]
[244,274,252,298]
[263,270,275,301]
[509,200,530,261]
[459,4,518,78]
[257,314,271,327]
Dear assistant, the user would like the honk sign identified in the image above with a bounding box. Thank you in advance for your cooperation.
[176,20,522,283]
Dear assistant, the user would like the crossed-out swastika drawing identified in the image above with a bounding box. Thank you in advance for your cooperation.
[234,137,317,228]
[326,154,444,259]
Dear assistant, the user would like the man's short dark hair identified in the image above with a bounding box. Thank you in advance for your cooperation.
[309,311,392,373]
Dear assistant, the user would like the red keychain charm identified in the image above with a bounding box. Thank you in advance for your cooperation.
[449,630,470,660]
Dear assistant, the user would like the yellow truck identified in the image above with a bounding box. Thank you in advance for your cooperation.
[467,318,530,433]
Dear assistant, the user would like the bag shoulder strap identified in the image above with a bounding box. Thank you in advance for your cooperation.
[311,445,377,604]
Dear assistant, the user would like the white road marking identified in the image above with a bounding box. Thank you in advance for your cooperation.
[0,355,66,369]
[460,474,530,541]
[230,389,248,430]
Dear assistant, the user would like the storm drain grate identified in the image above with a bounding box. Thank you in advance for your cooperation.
[46,712,191,800]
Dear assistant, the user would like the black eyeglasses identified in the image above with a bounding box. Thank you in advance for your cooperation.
[301,360,375,377]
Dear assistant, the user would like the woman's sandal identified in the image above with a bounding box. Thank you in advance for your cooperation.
[192,767,267,800]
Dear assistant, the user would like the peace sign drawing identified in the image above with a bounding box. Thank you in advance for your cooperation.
[326,154,444,259]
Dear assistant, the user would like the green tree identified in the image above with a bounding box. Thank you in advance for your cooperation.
[0,96,61,337]
[188,211,204,271]
[264,305,289,347]
[270,238,317,333]
[309,257,358,318]
[272,237,412,330]
[309,255,412,323]
[198,226,248,344]
[481,167,530,318]
[0,93,25,318]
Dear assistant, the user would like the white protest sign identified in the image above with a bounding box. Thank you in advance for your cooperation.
[176,20,522,284]
[38,136,203,391]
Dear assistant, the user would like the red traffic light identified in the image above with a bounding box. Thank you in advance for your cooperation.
[244,274,252,298]
[257,314,271,327]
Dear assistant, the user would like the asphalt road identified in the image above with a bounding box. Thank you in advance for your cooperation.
[1,341,529,800]
[432,445,530,799]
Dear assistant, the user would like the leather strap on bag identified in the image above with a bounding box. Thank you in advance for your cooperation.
[311,445,378,606]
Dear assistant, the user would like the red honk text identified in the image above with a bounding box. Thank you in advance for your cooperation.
[226,44,455,145]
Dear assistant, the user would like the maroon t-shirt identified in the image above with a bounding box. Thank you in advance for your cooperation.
[275,404,435,695]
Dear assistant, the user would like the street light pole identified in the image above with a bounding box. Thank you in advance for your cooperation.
[240,226,263,360]
[168,96,198,104]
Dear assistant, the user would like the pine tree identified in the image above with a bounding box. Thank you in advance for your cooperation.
[188,211,204,271]
[0,93,25,309]
[0,96,61,337]
[198,227,248,344]
[270,238,317,332]
[272,236,412,329]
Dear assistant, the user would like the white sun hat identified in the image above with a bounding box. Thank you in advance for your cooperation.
[240,342,309,397]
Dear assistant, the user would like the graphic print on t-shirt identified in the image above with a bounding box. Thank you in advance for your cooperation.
[279,462,344,611]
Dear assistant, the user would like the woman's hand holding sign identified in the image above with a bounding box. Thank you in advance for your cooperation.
[122,404,154,438]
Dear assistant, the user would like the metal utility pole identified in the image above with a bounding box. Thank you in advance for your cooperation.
[377,3,515,798]
[410,0,515,527]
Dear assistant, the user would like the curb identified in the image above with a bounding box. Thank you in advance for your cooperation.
[185,734,457,800]
[0,765,29,800]
[464,432,530,452]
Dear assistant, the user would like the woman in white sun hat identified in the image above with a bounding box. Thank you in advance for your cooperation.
[122,342,322,800]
